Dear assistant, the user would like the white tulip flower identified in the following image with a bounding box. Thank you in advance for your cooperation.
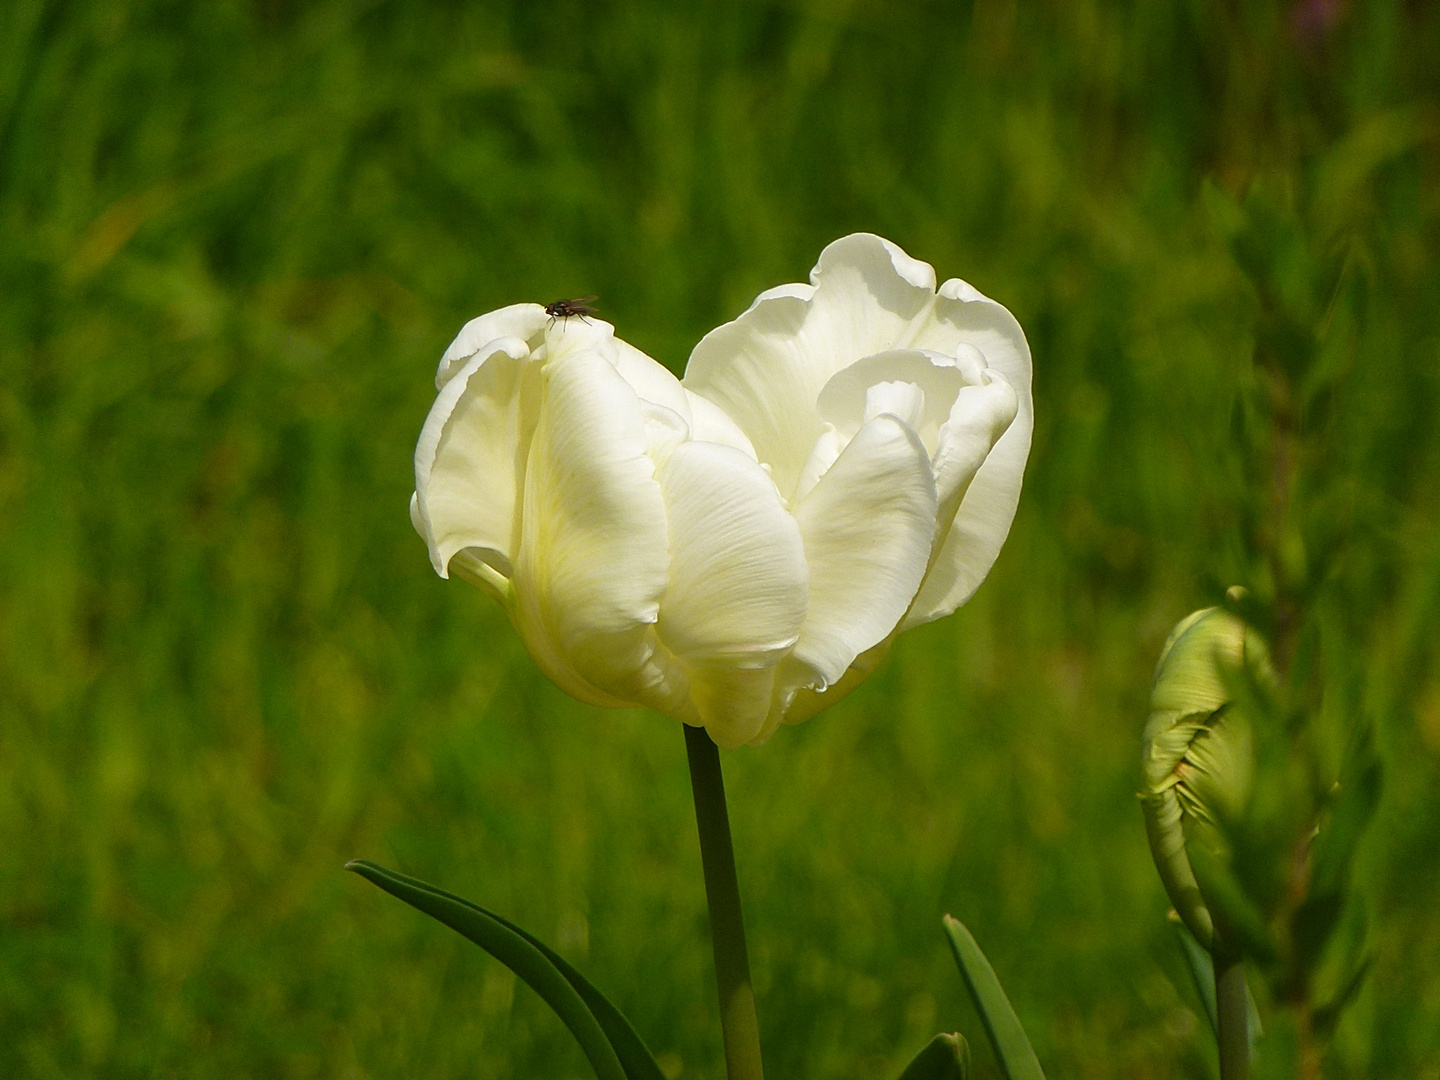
[412,234,1032,748]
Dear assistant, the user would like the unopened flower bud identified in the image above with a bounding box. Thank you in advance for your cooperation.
[1141,601,1271,951]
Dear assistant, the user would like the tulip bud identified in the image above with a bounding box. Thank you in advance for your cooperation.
[1141,598,1273,952]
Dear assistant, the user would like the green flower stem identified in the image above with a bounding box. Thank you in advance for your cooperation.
[684,724,765,1080]
[1215,951,1249,1080]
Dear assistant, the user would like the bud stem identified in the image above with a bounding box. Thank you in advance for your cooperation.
[684,724,765,1080]
[1215,951,1250,1080]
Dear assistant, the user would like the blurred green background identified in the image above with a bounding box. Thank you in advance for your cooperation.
[2,1,1438,1077]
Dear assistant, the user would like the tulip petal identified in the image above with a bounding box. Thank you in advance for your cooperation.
[684,391,759,459]
[656,442,808,662]
[687,668,786,751]
[930,371,1018,511]
[436,303,548,388]
[770,636,893,738]
[510,343,675,710]
[612,337,694,421]
[683,282,826,499]
[798,233,940,361]
[684,235,984,501]
[817,348,970,455]
[788,414,938,691]
[905,300,1033,627]
[414,338,543,590]
[654,441,809,745]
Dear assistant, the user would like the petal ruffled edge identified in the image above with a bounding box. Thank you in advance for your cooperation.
[682,234,1006,501]
[413,335,541,590]
[436,303,548,388]
[903,295,1033,628]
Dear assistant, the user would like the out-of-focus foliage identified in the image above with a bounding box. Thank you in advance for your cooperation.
[1,1,1437,1078]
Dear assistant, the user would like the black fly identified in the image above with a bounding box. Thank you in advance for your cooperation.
[544,296,598,329]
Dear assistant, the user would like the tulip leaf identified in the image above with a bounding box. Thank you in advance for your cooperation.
[1168,911,1219,1037]
[346,860,664,1080]
[942,915,1045,1080]
[897,1033,970,1080]
[1185,843,1277,962]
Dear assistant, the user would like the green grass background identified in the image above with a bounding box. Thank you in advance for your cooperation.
[2,1,1439,1077]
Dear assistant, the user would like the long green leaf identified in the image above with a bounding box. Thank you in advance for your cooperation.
[507,921,668,1080]
[412,875,667,1080]
[942,916,1045,1080]
[347,860,660,1080]
[1186,844,1277,962]
[897,1033,970,1080]
[1169,911,1219,1036]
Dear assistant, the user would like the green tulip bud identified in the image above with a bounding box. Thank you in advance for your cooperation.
[1141,599,1272,952]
